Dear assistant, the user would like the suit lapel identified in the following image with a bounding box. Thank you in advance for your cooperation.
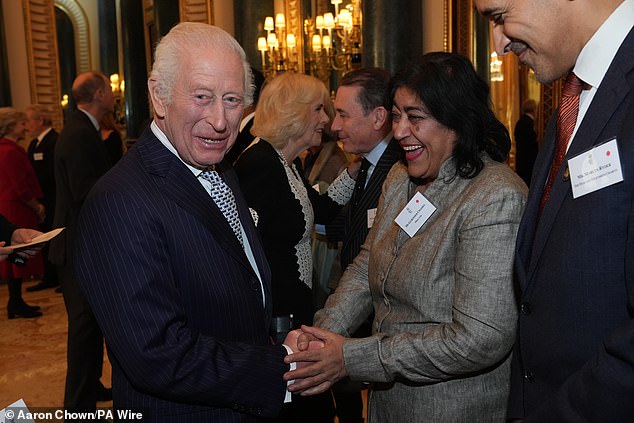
[526,29,634,283]
[350,139,402,223]
[136,131,255,274]
[217,161,272,312]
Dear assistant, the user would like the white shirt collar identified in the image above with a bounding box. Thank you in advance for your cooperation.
[150,120,204,178]
[574,0,634,90]
[37,127,53,143]
[363,131,393,167]
[78,108,100,132]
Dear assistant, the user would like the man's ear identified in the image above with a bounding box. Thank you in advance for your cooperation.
[372,106,388,130]
[148,79,167,118]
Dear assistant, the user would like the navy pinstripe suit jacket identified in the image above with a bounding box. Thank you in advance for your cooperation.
[74,128,288,422]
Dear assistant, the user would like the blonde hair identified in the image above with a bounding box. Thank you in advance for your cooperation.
[251,73,333,149]
[0,107,26,138]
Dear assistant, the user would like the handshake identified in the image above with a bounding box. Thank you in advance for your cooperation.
[282,326,348,396]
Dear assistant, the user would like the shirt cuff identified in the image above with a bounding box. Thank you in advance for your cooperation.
[282,344,296,403]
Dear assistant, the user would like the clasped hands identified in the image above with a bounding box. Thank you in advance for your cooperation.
[282,325,348,396]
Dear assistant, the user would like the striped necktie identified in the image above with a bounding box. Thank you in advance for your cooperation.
[539,72,586,214]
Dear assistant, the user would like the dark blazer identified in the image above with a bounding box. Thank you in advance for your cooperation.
[513,113,538,186]
[234,139,342,327]
[226,115,255,165]
[49,110,110,266]
[0,214,16,243]
[508,28,634,421]
[326,138,403,269]
[27,128,58,229]
[74,128,288,422]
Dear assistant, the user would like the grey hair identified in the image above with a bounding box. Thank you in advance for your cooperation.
[25,104,53,126]
[0,107,26,138]
[150,22,254,106]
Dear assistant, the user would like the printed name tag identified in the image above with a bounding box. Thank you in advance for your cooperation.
[568,138,623,198]
[394,192,436,237]
[33,153,44,161]
[367,208,377,229]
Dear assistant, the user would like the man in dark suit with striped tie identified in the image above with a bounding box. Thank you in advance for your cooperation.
[323,68,403,423]
[476,0,634,420]
[74,23,303,422]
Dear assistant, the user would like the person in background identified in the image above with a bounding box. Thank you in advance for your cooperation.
[225,67,265,164]
[285,52,527,422]
[73,22,308,421]
[320,67,403,423]
[513,98,538,186]
[100,111,126,164]
[49,71,114,414]
[0,107,44,319]
[475,0,634,420]
[234,72,351,422]
[301,134,351,309]
[24,104,60,292]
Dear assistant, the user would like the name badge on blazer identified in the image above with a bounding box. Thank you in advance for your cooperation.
[395,192,436,237]
[367,208,377,229]
[33,152,44,161]
[568,138,623,198]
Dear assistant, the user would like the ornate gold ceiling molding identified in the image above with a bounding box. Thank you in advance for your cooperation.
[179,0,214,24]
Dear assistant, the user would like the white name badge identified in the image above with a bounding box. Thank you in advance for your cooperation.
[395,192,436,237]
[33,152,44,161]
[568,138,623,199]
[367,208,377,229]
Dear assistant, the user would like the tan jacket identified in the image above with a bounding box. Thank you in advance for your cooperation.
[316,155,527,422]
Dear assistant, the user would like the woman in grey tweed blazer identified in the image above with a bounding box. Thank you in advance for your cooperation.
[285,52,528,422]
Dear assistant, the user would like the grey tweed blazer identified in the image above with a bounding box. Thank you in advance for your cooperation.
[316,155,527,422]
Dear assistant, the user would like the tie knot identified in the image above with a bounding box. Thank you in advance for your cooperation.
[201,168,222,184]
[562,72,587,97]
[360,158,371,172]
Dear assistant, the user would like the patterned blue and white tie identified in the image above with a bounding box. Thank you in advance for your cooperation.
[201,169,244,247]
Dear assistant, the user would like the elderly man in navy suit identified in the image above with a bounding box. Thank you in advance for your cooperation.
[74,23,305,422]
[474,0,634,421]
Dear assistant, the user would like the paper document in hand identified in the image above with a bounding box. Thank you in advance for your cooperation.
[7,227,65,252]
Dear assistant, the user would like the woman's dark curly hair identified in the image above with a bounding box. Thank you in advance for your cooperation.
[390,52,510,179]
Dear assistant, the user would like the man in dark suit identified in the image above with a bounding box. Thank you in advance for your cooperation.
[74,22,302,422]
[475,0,634,420]
[49,71,114,413]
[225,67,265,165]
[326,68,402,273]
[513,98,538,186]
[322,68,402,423]
[24,104,59,292]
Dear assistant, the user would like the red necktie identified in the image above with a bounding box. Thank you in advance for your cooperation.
[539,72,586,213]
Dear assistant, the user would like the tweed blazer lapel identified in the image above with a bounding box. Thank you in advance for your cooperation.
[527,28,634,283]
[136,130,258,276]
